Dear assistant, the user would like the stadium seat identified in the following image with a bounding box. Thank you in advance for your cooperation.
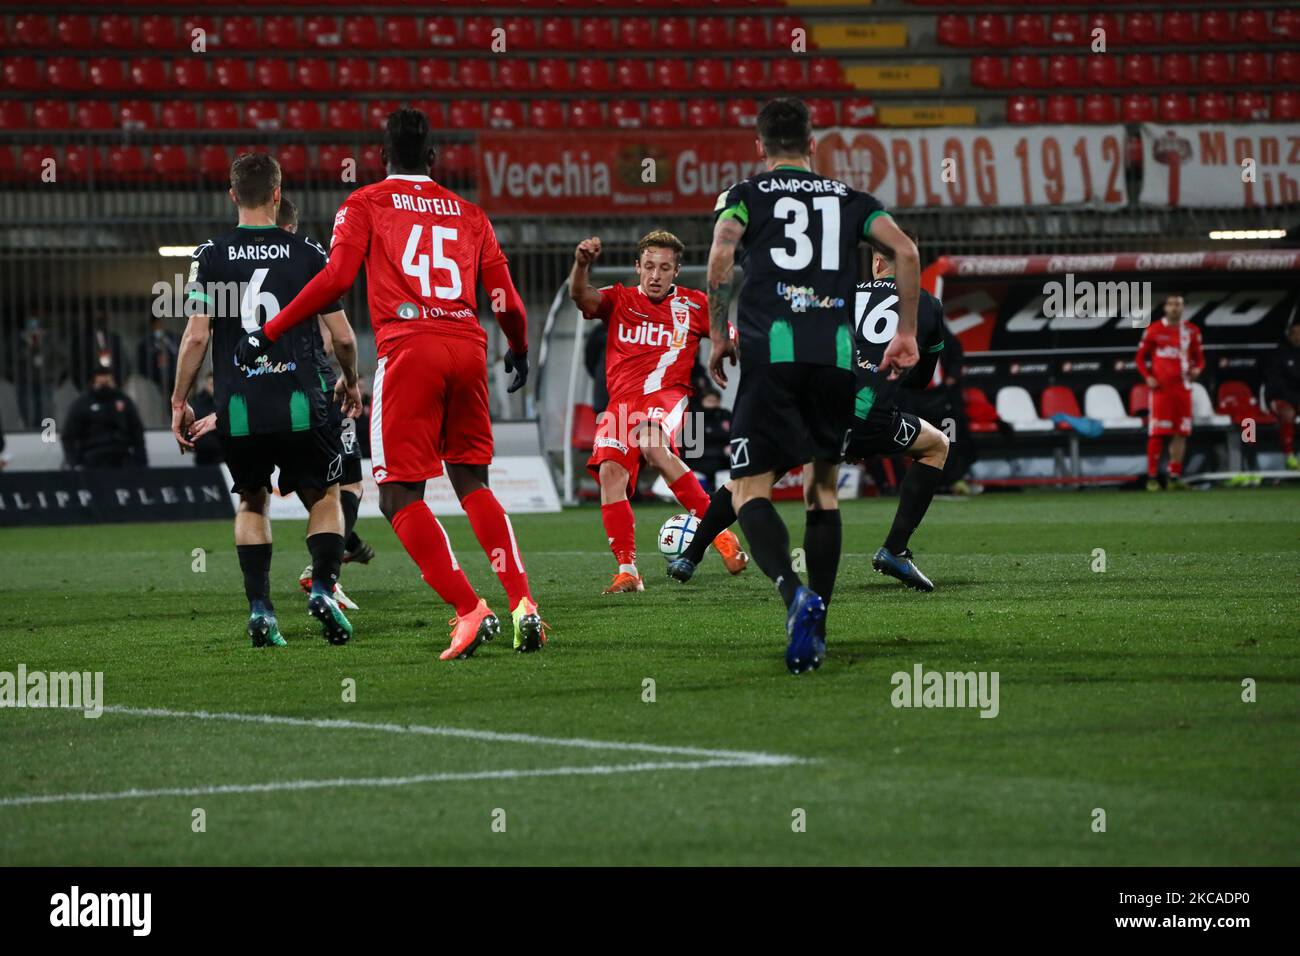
[997,387,1054,432]
[963,388,1001,433]
[1159,53,1194,87]
[1196,91,1232,122]
[212,58,252,92]
[45,57,86,91]
[725,98,760,127]
[733,16,769,49]
[71,101,113,130]
[337,57,374,92]
[181,16,215,50]
[974,14,1010,47]
[771,15,804,49]
[569,100,605,129]
[315,145,350,182]
[1271,91,1298,121]
[1190,383,1231,427]
[1040,385,1083,427]
[1086,13,1118,46]
[416,60,456,90]
[495,59,531,92]
[578,18,615,50]
[646,100,684,129]
[152,145,189,183]
[1234,52,1270,85]
[56,15,95,48]
[13,13,52,47]
[732,59,766,90]
[250,58,289,92]
[695,60,729,92]
[202,101,241,130]
[609,99,644,128]
[1128,383,1150,416]
[1278,10,1300,42]
[503,16,538,50]
[694,16,729,50]
[1007,95,1043,124]
[276,145,308,181]
[1234,92,1270,121]
[620,18,654,51]
[1122,12,1157,45]
[424,16,458,47]
[1122,54,1157,87]
[1010,14,1046,47]
[245,101,281,129]
[409,101,446,129]
[131,59,167,91]
[263,16,300,49]
[1048,14,1084,45]
[1158,93,1193,123]
[449,100,484,129]
[219,16,258,49]
[364,100,398,130]
[33,101,72,130]
[770,59,808,92]
[172,60,209,92]
[66,145,104,179]
[529,100,566,129]
[197,145,230,182]
[461,16,494,49]
[841,97,878,127]
[106,145,145,181]
[1120,94,1155,122]
[1217,380,1276,426]
[1198,53,1231,86]
[303,15,342,48]
[378,16,417,49]
[1045,94,1079,123]
[577,59,614,91]
[160,100,199,130]
[326,101,363,130]
[806,98,839,128]
[488,100,525,130]
[1275,51,1300,84]
[342,16,380,49]
[971,56,1008,89]
[89,58,130,92]
[140,15,180,48]
[1199,10,1234,43]
[1083,384,1143,429]
[1162,11,1196,45]
[284,100,322,130]
[1084,56,1120,88]
[937,14,971,47]
[1237,10,1271,44]
[539,17,573,50]
[809,58,845,90]
[686,99,723,128]
[1047,55,1081,88]
[3,57,42,92]
[536,58,572,91]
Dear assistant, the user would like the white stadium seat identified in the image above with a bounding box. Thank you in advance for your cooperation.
[1083,384,1143,429]
[995,386,1055,432]
[1190,382,1231,426]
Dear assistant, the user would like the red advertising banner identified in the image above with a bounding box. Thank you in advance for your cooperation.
[478,130,760,216]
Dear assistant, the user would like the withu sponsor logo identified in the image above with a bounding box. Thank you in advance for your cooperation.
[616,322,686,349]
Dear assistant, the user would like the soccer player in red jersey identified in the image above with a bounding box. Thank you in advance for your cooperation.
[235,109,544,659]
[1136,293,1204,490]
[569,231,748,594]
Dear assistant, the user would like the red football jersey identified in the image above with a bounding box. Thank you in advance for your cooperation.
[328,174,505,355]
[1137,319,1204,387]
[585,283,711,401]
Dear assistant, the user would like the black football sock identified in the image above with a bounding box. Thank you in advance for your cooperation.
[236,543,273,616]
[884,461,944,554]
[306,533,345,597]
[341,489,361,551]
[804,509,841,637]
[682,484,736,565]
[736,498,801,606]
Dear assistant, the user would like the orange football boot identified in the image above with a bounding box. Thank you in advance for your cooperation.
[439,599,500,661]
[712,529,749,575]
[603,571,645,594]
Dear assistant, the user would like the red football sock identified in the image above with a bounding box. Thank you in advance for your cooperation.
[461,487,532,608]
[668,470,712,518]
[390,500,479,616]
[601,499,637,567]
[1279,415,1295,456]
[1169,458,1183,478]
[1146,437,1162,478]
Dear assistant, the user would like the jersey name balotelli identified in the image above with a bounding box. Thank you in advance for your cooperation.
[586,284,709,402]
[1137,320,1204,387]
[329,174,506,354]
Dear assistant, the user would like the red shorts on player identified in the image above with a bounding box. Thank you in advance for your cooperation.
[370,333,493,483]
[587,388,690,494]
[1149,385,1193,437]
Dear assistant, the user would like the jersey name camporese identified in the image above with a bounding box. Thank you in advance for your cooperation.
[715,165,888,370]
[853,277,945,419]
[328,174,505,355]
[190,225,340,437]
[585,284,710,402]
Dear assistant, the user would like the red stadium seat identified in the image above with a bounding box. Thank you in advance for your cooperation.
[571,404,596,451]
[212,58,252,92]
[1273,91,1300,121]
[494,59,530,91]
[89,58,129,92]
[437,144,474,180]
[529,100,566,129]
[1277,10,1300,42]
[325,101,363,130]
[1196,91,1232,121]
[725,98,760,127]
[974,14,1010,47]
[33,100,72,130]
[56,15,95,48]
[695,60,728,92]
[1040,386,1082,423]
[1158,92,1192,122]
[461,16,494,49]
[734,17,769,49]
[657,17,691,48]
[1234,52,1269,85]
[296,59,331,91]
[303,16,341,48]
[620,18,654,51]
[375,58,412,91]
[577,18,615,50]
[448,100,484,129]
[181,17,215,49]
[502,15,537,50]
[1233,92,1270,121]
[45,57,85,91]
[609,99,644,128]
[771,15,804,49]
[276,145,308,181]
[416,60,455,90]
[284,101,322,130]
[1085,13,1118,47]
[1237,10,1271,44]
[365,100,399,130]
[140,15,180,48]
[0,147,14,182]
[971,56,1008,89]
[1120,94,1155,123]
[1162,12,1196,45]
[198,145,230,182]
[171,59,209,92]
[1045,94,1079,123]
[808,58,844,91]
[314,145,348,183]
[1010,55,1046,88]
[1122,12,1157,45]
[67,145,104,179]
[1006,95,1042,124]
[424,16,458,47]
[245,101,281,129]
[771,59,808,91]
[686,99,722,128]
[130,59,166,91]
[731,59,766,90]
[1276,51,1300,84]
[19,146,58,180]
[106,146,145,181]
[1010,14,1047,47]
[3,57,41,92]
[1048,14,1084,45]
[254,58,292,91]
[0,102,26,130]
[1122,53,1157,87]
[1198,53,1231,86]
[963,389,1000,433]
[160,100,199,130]
[536,58,572,91]
[118,100,154,129]
[695,17,729,50]
[74,101,114,129]
[646,100,683,129]
[842,97,878,127]
[487,100,525,130]
[336,57,373,92]
[263,16,300,49]
[1046,55,1080,87]
[219,16,258,50]
[152,146,189,183]
[1199,10,1234,43]
[938,14,972,48]
[1127,384,1150,417]
[202,101,241,129]
[13,13,52,47]
[806,98,838,128]
[539,17,572,50]
[1084,55,1121,88]
[342,16,380,49]
[379,16,418,49]
[613,58,650,90]
[652,59,688,91]
[576,58,614,91]
[568,100,604,129]
[1217,381,1275,425]
[1160,53,1194,87]
[1082,94,1117,123]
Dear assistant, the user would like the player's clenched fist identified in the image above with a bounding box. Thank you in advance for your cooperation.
[574,237,602,267]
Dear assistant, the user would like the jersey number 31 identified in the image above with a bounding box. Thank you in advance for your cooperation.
[771,196,841,271]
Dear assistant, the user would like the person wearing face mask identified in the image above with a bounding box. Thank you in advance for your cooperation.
[61,368,148,470]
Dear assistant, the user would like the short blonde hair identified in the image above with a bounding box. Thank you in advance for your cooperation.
[636,229,685,265]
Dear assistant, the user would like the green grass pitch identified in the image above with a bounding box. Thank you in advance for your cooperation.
[1,488,1297,866]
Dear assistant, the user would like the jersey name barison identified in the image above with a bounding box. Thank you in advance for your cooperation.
[228,243,291,260]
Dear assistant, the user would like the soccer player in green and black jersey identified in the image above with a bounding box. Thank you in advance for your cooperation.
[680,98,922,674]
[170,153,362,648]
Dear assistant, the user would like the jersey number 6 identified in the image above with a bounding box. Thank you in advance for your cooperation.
[856,292,899,345]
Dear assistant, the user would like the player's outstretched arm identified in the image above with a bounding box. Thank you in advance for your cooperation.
[481,258,530,393]
[568,237,604,316]
[706,218,743,388]
[320,309,362,418]
[870,215,921,380]
[170,312,210,451]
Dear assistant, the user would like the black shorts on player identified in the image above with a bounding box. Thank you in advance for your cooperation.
[728,361,856,478]
[220,426,344,496]
[847,406,923,460]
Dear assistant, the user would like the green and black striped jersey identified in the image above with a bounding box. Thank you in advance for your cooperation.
[714,165,886,370]
[188,225,341,437]
[852,277,945,421]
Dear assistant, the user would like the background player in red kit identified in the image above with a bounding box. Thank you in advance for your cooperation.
[569,231,748,594]
[236,109,544,660]
[1136,293,1204,490]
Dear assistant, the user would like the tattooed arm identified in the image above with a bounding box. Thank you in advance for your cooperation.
[706,217,743,388]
